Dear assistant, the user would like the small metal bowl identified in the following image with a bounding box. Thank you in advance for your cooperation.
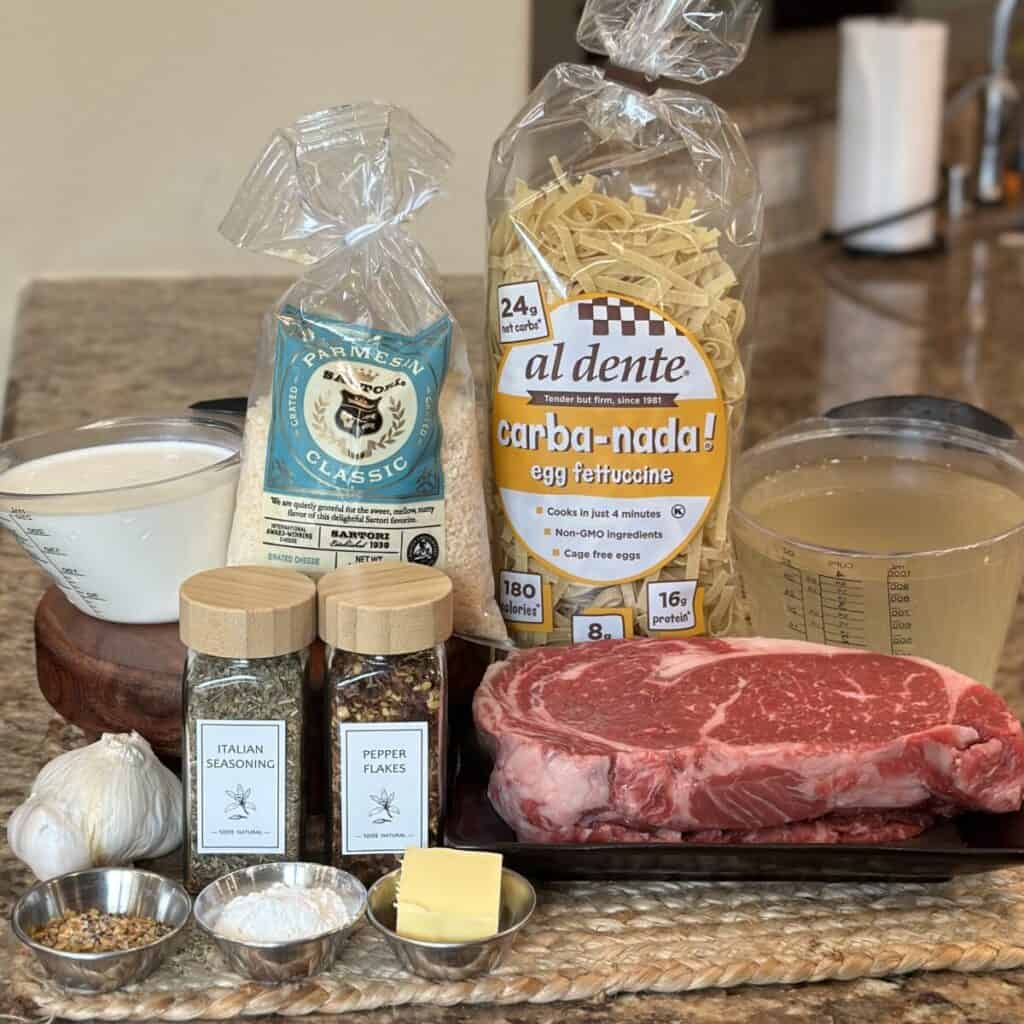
[366,866,536,981]
[11,867,191,993]
[193,862,366,982]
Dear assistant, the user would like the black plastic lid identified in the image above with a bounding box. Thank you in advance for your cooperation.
[824,395,1016,441]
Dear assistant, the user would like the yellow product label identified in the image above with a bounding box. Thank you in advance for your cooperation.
[646,582,705,637]
[492,293,727,588]
[496,569,553,632]
[572,606,635,643]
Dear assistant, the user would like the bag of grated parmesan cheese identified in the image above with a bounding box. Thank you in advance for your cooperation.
[220,103,507,645]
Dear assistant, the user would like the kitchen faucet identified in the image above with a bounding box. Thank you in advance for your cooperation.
[977,0,1020,203]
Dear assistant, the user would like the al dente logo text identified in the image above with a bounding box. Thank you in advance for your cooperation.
[492,294,726,586]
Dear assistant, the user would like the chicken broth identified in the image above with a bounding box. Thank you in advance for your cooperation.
[732,455,1024,683]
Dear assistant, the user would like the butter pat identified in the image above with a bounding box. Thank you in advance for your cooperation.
[396,848,503,943]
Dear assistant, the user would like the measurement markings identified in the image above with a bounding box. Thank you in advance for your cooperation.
[886,579,912,654]
[782,561,809,640]
[817,573,868,648]
[1,514,101,613]
[819,601,866,615]
[821,623,868,644]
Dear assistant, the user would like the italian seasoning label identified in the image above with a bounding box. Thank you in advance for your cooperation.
[260,309,452,573]
[492,293,726,633]
[338,722,428,855]
[196,720,287,854]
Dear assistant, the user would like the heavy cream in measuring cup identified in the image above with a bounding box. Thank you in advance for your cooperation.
[0,441,228,493]
[0,440,238,624]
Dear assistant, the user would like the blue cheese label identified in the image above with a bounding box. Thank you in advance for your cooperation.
[338,722,428,855]
[196,720,286,854]
[259,309,451,574]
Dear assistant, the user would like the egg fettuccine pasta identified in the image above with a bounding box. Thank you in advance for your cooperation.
[487,159,749,645]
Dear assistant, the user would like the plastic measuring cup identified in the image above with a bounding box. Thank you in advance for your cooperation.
[0,415,241,624]
[731,415,1024,683]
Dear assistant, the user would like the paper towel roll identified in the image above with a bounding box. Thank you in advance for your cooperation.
[832,18,948,253]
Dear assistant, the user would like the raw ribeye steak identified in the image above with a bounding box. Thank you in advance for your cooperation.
[472,637,1024,844]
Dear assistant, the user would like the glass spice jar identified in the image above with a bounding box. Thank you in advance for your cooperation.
[319,563,452,886]
[180,566,316,894]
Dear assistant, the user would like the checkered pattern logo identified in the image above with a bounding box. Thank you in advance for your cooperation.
[575,296,677,337]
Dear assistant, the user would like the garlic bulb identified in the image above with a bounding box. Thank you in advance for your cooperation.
[7,732,182,880]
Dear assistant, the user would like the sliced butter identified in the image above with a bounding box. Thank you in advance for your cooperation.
[395,848,503,943]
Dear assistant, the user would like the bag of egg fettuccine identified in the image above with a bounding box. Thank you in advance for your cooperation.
[486,0,764,646]
[220,103,507,645]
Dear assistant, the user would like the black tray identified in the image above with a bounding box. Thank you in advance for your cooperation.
[445,723,1024,882]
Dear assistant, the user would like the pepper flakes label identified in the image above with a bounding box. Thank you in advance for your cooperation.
[338,722,429,855]
[492,294,727,586]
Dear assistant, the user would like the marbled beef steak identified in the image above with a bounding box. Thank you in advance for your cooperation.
[472,637,1024,844]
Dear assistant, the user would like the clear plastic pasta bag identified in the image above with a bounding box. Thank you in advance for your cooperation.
[221,103,506,644]
[486,0,763,645]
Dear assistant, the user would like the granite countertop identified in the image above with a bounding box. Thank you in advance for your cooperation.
[4,212,1024,1022]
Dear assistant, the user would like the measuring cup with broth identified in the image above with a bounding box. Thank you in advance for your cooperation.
[730,417,1024,684]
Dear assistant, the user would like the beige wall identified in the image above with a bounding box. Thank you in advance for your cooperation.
[0,1,531,381]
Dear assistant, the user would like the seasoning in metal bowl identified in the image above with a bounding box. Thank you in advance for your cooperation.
[31,908,173,953]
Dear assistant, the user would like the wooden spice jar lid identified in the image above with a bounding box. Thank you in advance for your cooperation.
[318,563,453,655]
[179,566,317,658]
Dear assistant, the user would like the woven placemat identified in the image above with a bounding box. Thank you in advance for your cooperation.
[14,867,1024,1020]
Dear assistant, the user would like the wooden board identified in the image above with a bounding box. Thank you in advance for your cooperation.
[34,587,185,757]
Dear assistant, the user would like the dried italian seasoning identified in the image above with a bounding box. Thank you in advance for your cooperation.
[183,652,306,892]
[32,909,172,953]
[319,564,452,887]
[179,567,316,894]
